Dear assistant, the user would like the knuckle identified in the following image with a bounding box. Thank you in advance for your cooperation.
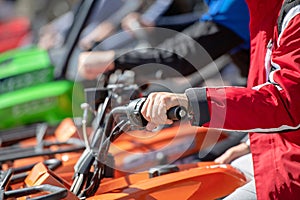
[148,93,156,98]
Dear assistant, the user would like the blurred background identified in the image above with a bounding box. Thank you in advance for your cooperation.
[0,0,79,42]
[0,2,252,198]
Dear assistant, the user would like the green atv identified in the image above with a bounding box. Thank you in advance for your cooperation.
[0,0,96,130]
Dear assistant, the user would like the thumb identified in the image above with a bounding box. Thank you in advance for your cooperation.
[214,152,231,164]
[146,122,157,131]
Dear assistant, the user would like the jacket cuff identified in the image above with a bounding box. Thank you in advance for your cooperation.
[185,88,210,126]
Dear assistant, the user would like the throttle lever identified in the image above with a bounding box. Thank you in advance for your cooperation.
[127,98,187,128]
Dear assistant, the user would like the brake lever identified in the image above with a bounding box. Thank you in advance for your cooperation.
[71,126,127,197]
[71,106,129,197]
[70,149,95,196]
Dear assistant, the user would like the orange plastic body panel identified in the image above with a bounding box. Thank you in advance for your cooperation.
[54,118,81,142]
[17,118,81,147]
[90,162,246,200]
[2,118,82,177]
[6,120,226,182]
[111,123,226,173]
[5,119,230,199]
[1,152,81,185]
[25,162,79,200]
[19,131,245,200]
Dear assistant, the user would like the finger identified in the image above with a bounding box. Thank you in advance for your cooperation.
[141,97,151,122]
[214,155,228,164]
[157,94,178,124]
[165,119,173,125]
[214,151,232,164]
[157,100,169,124]
[146,122,157,131]
[79,40,91,50]
[153,94,169,125]
[146,94,156,123]
[152,95,163,124]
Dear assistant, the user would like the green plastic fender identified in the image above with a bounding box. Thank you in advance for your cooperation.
[0,80,84,129]
[0,46,54,94]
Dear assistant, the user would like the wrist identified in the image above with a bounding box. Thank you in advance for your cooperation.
[240,142,251,154]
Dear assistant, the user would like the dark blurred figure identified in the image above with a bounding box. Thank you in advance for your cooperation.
[78,0,250,82]
[80,0,206,50]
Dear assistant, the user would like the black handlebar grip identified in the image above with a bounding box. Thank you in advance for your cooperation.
[166,106,187,121]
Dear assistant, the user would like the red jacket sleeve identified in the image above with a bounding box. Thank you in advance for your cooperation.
[185,14,300,132]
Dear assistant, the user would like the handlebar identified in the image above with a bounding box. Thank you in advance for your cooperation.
[70,97,187,197]
[166,106,187,121]
[127,98,187,127]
